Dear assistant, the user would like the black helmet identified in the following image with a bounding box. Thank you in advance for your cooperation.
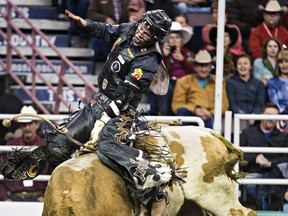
[139,10,172,43]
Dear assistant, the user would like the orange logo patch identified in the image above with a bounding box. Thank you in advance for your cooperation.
[131,68,143,80]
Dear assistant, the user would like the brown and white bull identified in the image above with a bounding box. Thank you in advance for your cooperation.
[42,126,257,216]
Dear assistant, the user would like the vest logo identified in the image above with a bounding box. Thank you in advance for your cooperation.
[127,48,134,58]
[132,68,143,80]
[102,78,108,90]
[118,55,125,64]
[111,38,122,51]
[111,61,121,73]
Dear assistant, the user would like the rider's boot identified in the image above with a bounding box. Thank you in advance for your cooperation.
[1,103,102,180]
[1,145,50,180]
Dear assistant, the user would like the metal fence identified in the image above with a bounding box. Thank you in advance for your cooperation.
[225,111,288,211]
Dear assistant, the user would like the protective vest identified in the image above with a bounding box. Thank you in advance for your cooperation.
[98,22,162,107]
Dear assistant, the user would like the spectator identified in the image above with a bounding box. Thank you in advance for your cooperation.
[202,1,244,57]
[128,0,146,22]
[53,0,67,20]
[0,105,51,202]
[248,0,288,59]
[171,49,229,128]
[175,14,195,52]
[283,1,288,29]
[87,0,129,62]
[87,0,129,23]
[208,25,239,78]
[240,102,288,210]
[172,0,212,14]
[253,37,282,86]
[148,21,194,115]
[227,0,269,53]
[0,93,23,145]
[267,50,288,113]
[226,54,265,128]
[174,14,193,34]
[144,0,180,20]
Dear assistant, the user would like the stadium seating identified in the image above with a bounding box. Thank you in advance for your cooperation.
[0,0,96,113]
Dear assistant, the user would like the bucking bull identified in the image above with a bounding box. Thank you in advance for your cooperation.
[1,108,257,216]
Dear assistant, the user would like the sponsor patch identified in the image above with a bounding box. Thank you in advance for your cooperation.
[111,38,121,51]
[111,61,121,72]
[118,55,125,64]
[127,48,134,58]
[28,164,39,178]
[131,68,143,80]
[102,78,108,90]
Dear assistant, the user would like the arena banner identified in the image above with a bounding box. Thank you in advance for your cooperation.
[0,34,69,47]
[0,59,94,75]
[0,5,58,19]
[10,85,98,112]
[10,85,87,103]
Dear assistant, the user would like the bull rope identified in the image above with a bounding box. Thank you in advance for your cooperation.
[2,113,84,147]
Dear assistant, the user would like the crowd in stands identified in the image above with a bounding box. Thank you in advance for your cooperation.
[1,0,288,211]
[240,103,288,211]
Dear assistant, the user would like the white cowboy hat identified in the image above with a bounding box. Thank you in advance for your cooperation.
[259,0,287,13]
[17,105,38,123]
[164,21,192,45]
[193,50,213,64]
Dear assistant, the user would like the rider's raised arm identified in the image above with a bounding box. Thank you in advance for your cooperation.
[84,20,124,42]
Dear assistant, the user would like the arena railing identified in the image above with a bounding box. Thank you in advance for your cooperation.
[1,113,288,182]
[0,114,205,182]
[1,113,288,213]
[0,115,204,215]
[224,111,288,209]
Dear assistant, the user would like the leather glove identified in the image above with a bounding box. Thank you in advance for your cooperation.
[82,113,110,151]
[83,120,105,152]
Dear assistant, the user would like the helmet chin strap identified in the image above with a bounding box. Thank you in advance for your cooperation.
[132,36,155,48]
[132,37,140,46]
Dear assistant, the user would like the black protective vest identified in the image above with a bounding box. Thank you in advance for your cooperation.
[97,23,161,107]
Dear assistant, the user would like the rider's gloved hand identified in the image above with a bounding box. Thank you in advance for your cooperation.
[82,113,110,152]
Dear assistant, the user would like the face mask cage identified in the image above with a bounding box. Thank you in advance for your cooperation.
[141,20,161,43]
[138,10,172,45]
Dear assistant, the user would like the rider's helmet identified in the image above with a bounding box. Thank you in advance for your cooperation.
[138,9,172,44]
